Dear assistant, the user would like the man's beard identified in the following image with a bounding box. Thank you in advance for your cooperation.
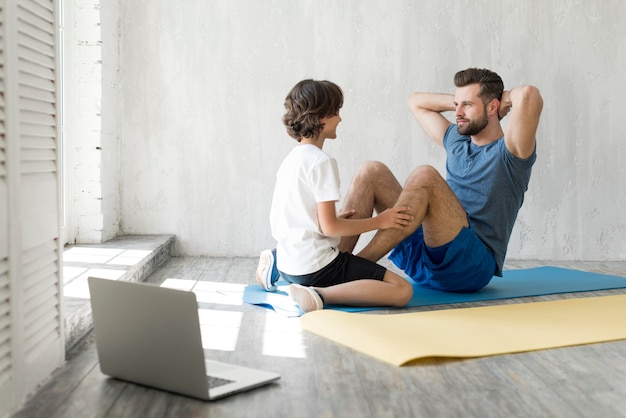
[457,108,488,136]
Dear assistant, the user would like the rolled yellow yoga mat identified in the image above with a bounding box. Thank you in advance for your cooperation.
[299,294,626,366]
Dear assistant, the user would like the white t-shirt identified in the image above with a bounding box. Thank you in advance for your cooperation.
[270,144,340,275]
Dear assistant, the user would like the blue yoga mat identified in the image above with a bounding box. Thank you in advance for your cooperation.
[243,266,626,317]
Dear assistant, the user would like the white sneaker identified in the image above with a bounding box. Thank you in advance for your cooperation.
[288,284,323,313]
[255,249,278,292]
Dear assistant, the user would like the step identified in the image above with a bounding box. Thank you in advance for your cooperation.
[62,235,175,352]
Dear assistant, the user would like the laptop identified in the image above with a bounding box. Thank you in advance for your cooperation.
[88,276,280,400]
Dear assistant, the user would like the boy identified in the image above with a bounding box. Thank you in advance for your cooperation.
[257,79,414,313]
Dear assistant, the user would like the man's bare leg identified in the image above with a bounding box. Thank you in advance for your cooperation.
[357,165,469,262]
[338,161,402,253]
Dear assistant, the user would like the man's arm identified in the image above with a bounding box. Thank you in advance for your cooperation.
[407,92,454,147]
[499,86,543,159]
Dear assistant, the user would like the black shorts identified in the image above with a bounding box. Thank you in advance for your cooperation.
[279,252,387,288]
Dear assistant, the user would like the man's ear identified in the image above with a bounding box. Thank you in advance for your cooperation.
[488,98,500,117]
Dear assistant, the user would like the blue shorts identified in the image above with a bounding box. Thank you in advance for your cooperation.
[388,226,495,292]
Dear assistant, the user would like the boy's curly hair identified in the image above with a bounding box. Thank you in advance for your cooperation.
[283,79,343,141]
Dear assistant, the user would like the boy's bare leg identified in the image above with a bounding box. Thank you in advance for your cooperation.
[357,165,469,262]
[316,270,413,307]
[338,161,403,253]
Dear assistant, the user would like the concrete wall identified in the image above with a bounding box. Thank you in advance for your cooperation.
[117,0,626,260]
[70,0,120,243]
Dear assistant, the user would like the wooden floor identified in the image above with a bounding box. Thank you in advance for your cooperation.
[14,258,626,418]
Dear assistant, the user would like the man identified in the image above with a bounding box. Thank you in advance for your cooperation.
[258,68,542,293]
[337,68,543,292]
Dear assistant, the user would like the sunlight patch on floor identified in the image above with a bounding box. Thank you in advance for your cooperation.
[198,309,243,351]
[62,247,145,299]
[160,278,246,306]
[262,311,306,358]
[159,279,247,352]
[63,267,127,299]
[160,278,196,291]
[193,281,246,306]
[63,246,125,264]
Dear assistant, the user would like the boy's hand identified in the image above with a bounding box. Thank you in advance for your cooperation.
[337,208,356,219]
[376,206,413,229]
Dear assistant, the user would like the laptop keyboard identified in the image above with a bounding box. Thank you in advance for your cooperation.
[207,375,235,389]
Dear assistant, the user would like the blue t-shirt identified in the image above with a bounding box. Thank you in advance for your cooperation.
[443,124,536,276]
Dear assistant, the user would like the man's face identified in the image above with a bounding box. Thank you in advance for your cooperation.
[454,84,489,136]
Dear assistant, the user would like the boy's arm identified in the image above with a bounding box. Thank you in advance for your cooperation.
[499,86,543,159]
[407,92,454,147]
[317,201,412,237]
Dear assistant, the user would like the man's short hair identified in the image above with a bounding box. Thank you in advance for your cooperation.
[283,79,343,141]
[454,68,504,104]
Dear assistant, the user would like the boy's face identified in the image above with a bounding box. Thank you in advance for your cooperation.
[320,113,342,140]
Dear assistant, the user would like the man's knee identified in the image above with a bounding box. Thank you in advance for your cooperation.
[352,161,393,186]
[404,165,444,190]
[355,160,390,178]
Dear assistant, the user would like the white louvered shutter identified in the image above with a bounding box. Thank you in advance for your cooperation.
[0,0,63,415]
[0,1,15,413]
